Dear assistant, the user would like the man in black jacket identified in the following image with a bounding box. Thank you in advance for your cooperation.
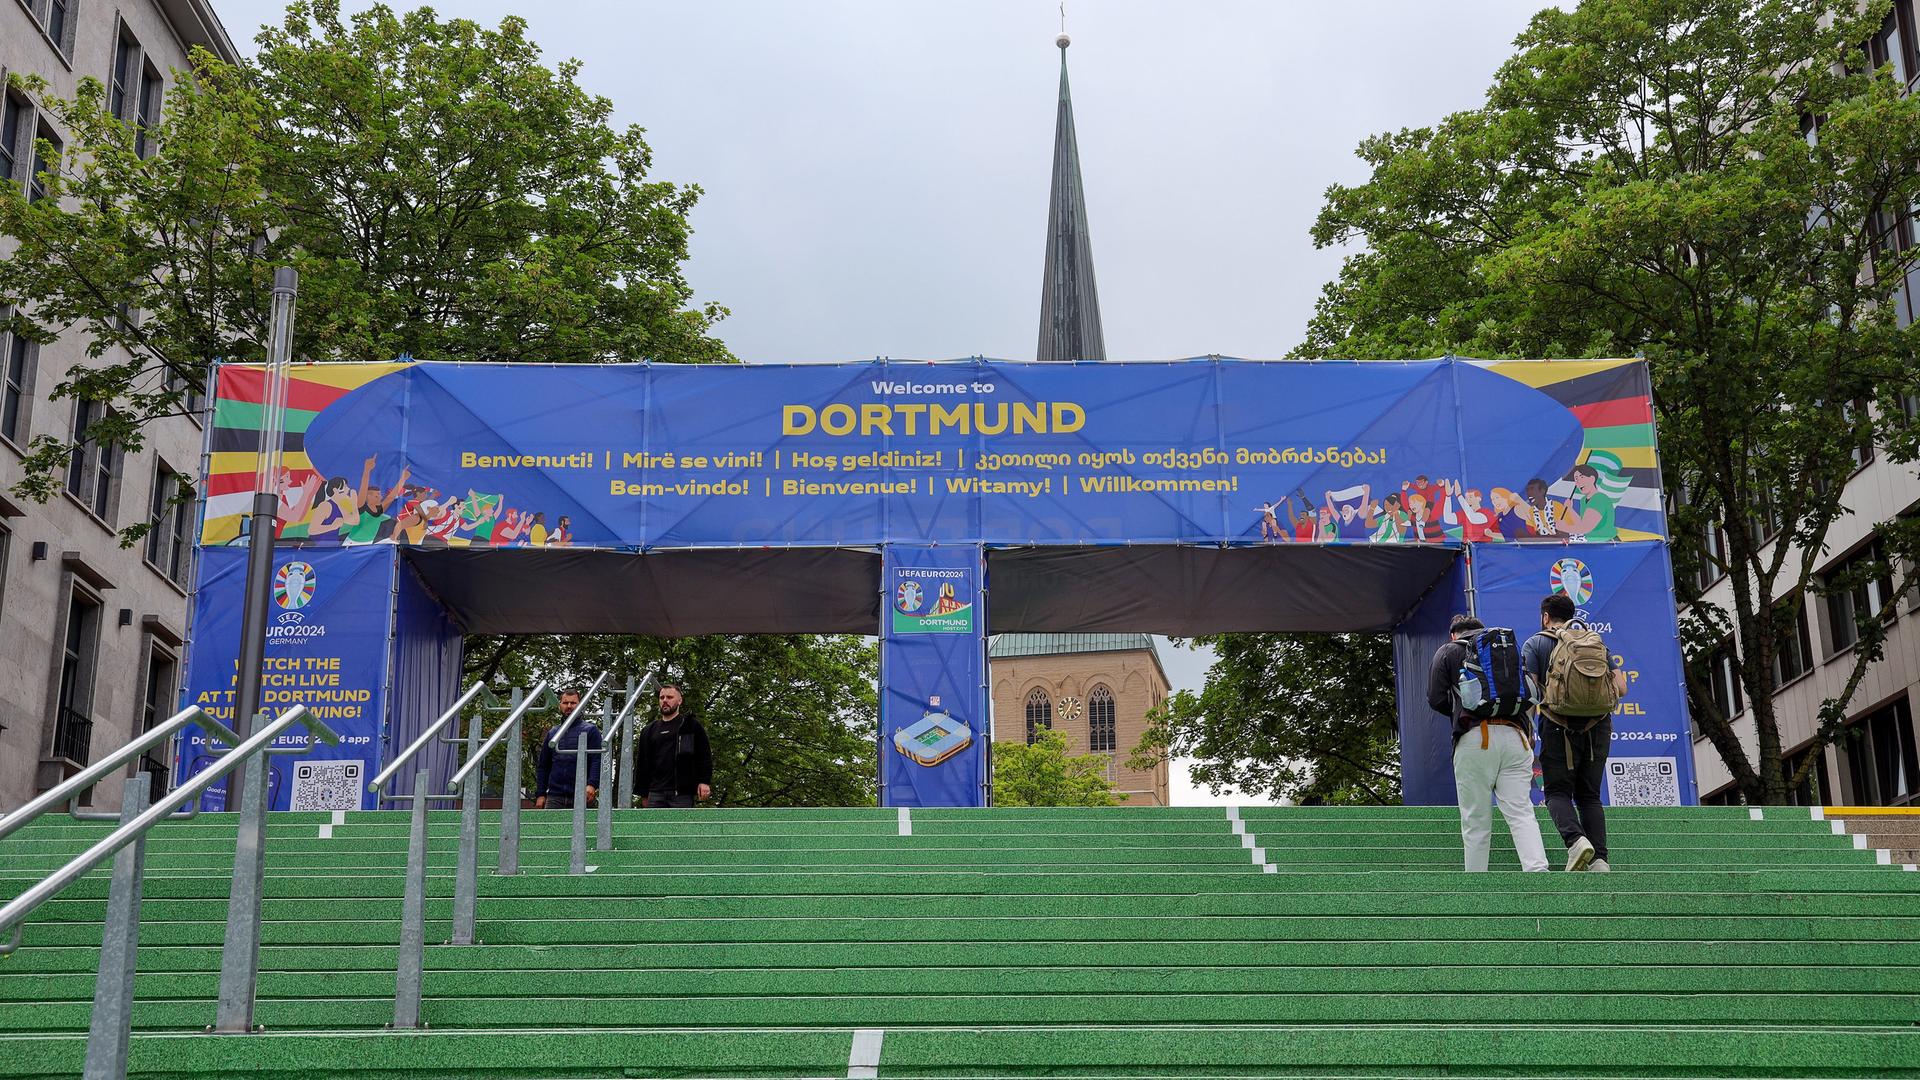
[1427,615,1548,872]
[634,682,712,809]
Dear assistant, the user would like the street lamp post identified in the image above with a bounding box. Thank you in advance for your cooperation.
[225,267,297,809]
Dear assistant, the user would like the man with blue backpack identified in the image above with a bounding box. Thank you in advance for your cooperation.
[1427,615,1549,872]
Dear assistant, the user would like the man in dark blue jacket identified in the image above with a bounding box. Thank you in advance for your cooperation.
[533,688,601,810]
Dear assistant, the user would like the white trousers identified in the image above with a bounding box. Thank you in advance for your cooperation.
[1452,724,1549,872]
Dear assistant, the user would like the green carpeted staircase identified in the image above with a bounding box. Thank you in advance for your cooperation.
[2,805,1917,1078]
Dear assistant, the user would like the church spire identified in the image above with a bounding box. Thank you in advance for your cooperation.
[1036,30,1106,362]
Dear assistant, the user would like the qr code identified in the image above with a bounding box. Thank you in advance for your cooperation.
[1607,756,1681,806]
[290,760,364,811]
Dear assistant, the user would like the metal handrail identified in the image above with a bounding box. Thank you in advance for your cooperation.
[0,706,333,955]
[603,673,658,814]
[0,707,241,842]
[547,671,610,745]
[447,679,551,789]
[368,680,492,796]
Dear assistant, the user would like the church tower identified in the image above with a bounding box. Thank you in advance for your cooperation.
[1035,31,1106,362]
[991,30,1170,805]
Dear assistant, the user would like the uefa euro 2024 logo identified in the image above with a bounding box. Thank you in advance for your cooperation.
[894,579,924,614]
[1548,558,1594,606]
[274,561,316,611]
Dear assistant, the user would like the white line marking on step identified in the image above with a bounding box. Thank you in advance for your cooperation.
[848,1027,884,1079]
[1231,820,1247,836]
[318,809,346,840]
[1250,847,1266,866]
[1812,806,1825,821]
[1877,849,1892,865]
[1225,806,1241,822]
[1262,863,1278,873]
[1833,820,1848,836]
[1749,807,1764,821]
[897,807,911,836]
[1240,833,1256,850]
[1853,833,1869,849]
[1904,864,1917,872]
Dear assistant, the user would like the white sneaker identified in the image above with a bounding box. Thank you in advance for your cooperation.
[1589,859,1610,873]
[1565,836,1596,872]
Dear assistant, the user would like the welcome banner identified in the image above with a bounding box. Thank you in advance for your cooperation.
[199,357,1666,551]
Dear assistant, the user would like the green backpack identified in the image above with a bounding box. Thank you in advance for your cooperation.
[1540,625,1618,728]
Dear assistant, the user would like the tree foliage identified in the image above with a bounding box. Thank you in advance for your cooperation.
[1130,635,1400,805]
[1296,0,1920,803]
[992,726,1120,807]
[471,633,879,808]
[0,0,729,534]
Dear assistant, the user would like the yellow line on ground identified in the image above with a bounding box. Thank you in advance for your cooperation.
[1822,806,1920,816]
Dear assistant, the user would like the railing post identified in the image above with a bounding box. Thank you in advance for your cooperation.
[451,707,483,946]
[213,709,274,1034]
[596,698,614,853]
[497,686,524,877]
[393,770,431,1030]
[570,724,589,876]
[83,776,149,1080]
[616,678,638,810]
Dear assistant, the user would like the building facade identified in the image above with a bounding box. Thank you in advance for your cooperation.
[990,633,1171,805]
[0,0,238,810]
[1687,403,1920,808]
[1686,0,1920,808]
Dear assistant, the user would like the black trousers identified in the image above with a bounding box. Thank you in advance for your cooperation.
[646,791,694,809]
[1539,717,1609,860]
[543,794,574,810]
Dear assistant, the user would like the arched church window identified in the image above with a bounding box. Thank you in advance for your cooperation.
[1025,688,1052,744]
[1088,685,1116,752]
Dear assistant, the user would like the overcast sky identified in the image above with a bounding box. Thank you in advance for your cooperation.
[211,0,1550,802]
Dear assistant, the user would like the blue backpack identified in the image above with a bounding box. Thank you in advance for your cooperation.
[1454,628,1529,719]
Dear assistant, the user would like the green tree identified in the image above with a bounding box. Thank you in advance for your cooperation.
[993,726,1120,807]
[476,633,879,808]
[1130,635,1400,805]
[0,0,729,531]
[1295,0,1920,803]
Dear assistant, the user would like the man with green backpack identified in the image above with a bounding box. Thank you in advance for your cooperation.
[1524,593,1628,872]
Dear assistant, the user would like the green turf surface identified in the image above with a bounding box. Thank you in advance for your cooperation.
[0,804,1915,1077]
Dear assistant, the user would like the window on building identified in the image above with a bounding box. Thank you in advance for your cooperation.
[1088,685,1116,753]
[1701,784,1742,807]
[111,29,138,121]
[54,588,102,764]
[1771,597,1814,685]
[1781,744,1827,807]
[134,64,162,158]
[146,464,193,586]
[1841,696,1919,807]
[2,310,32,446]
[163,363,205,418]
[1825,539,1896,654]
[1844,398,1875,470]
[0,92,25,184]
[67,400,119,521]
[1868,0,1920,88]
[1024,688,1052,745]
[1696,519,1727,592]
[45,0,74,57]
[140,641,179,802]
[1694,637,1743,730]
[29,122,60,203]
